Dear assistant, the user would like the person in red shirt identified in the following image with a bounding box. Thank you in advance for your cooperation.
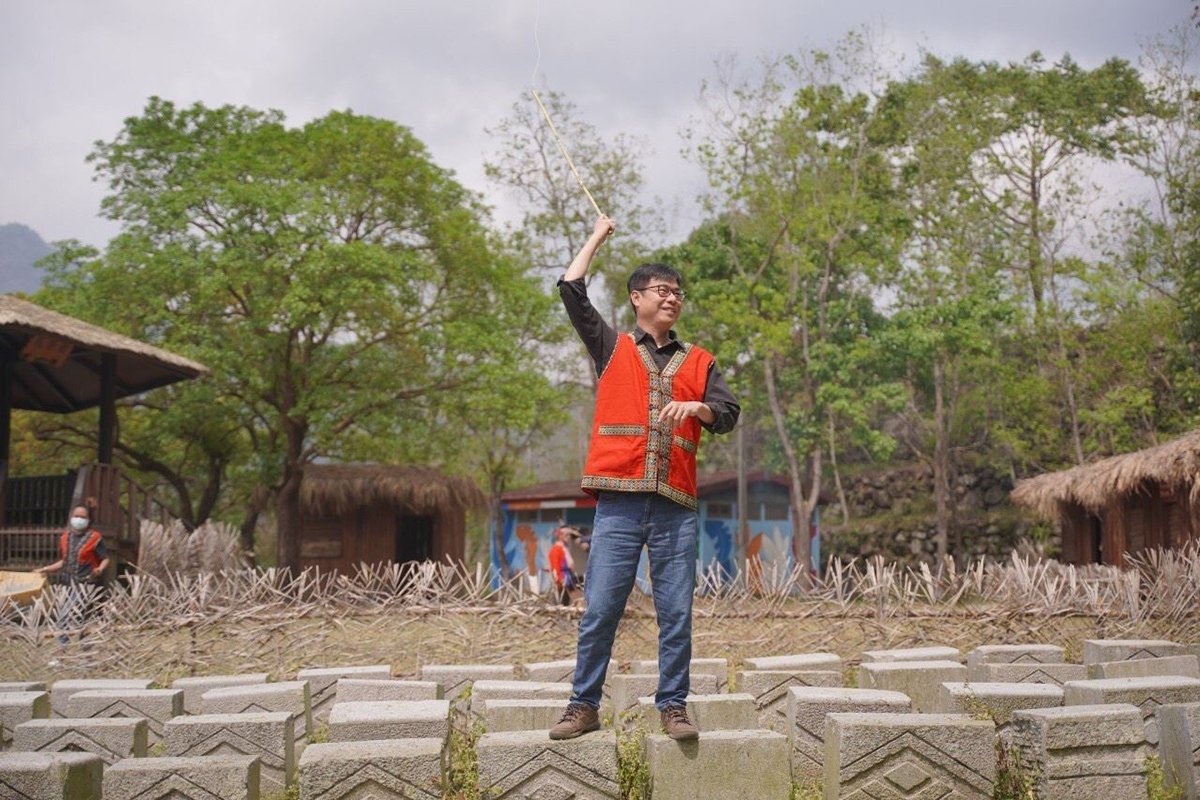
[547,526,577,606]
[36,501,109,648]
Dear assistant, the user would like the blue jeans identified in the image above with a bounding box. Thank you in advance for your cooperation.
[570,491,698,710]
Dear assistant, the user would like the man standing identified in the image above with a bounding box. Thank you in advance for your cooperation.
[550,217,740,741]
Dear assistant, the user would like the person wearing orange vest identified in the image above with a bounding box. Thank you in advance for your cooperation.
[36,502,110,647]
[547,526,577,606]
[550,216,740,742]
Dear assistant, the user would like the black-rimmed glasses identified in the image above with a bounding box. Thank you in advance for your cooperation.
[634,284,686,300]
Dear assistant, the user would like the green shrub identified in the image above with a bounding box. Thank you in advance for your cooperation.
[1145,754,1184,800]
[617,727,651,800]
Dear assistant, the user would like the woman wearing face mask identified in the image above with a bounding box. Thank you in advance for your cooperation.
[35,500,109,647]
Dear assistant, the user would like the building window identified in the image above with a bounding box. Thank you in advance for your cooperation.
[763,502,790,521]
[707,502,734,518]
[515,510,538,523]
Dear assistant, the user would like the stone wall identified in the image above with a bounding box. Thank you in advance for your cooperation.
[823,462,1049,563]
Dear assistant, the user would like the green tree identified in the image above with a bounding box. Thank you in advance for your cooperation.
[685,33,904,574]
[43,98,550,570]
[485,87,663,390]
[923,53,1149,466]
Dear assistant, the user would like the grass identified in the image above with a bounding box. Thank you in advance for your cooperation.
[617,726,651,800]
[441,719,487,800]
[1146,754,1185,800]
[791,779,822,799]
[994,740,1036,800]
[307,721,329,745]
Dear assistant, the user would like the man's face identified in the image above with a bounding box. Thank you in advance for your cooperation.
[630,279,682,329]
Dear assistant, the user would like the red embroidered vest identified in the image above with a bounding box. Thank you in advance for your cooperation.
[581,334,714,509]
[59,529,104,569]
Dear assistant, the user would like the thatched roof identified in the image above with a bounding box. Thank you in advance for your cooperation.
[1011,430,1200,520]
[300,463,485,517]
[1,294,208,412]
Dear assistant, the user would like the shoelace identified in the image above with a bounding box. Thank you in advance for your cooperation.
[559,703,587,723]
[664,706,691,724]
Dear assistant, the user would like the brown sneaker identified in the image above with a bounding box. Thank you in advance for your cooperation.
[660,704,699,740]
[549,702,600,740]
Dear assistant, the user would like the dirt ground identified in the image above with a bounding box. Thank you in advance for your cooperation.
[3,597,1191,685]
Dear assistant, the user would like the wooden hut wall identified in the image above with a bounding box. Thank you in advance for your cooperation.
[432,506,466,562]
[1060,504,1086,565]
[300,503,468,571]
[1102,499,1126,567]
[299,503,396,572]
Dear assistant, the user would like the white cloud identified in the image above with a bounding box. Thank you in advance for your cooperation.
[0,0,1185,250]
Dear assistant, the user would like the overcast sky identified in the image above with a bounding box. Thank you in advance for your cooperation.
[0,0,1188,253]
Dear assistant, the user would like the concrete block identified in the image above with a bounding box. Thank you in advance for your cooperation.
[333,678,442,704]
[636,693,757,733]
[66,688,183,742]
[483,699,568,732]
[200,681,312,747]
[102,754,260,800]
[0,751,102,800]
[1158,702,1200,800]
[645,729,790,800]
[0,691,49,751]
[170,673,269,715]
[742,652,842,672]
[417,663,516,701]
[1088,654,1200,680]
[608,673,718,729]
[1064,676,1200,744]
[966,644,1064,671]
[933,682,1063,731]
[857,660,967,713]
[48,679,152,718]
[477,729,619,799]
[860,645,961,663]
[164,711,294,795]
[1083,638,1187,664]
[972,662,1088,686]
[1010,703,1150,799]
[469,680,572,721]
[299,738,444,799]
[296,664,391,721]
[629,658,729,690]
[13,718,148,765]
[825,713,994,798]
[738,669,843,732]
[523,657,616,687]
[786,686,911,787]
[328,700,450,743]
[0,683,46,693]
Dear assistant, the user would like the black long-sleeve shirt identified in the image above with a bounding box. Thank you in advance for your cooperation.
[558,277,740,435]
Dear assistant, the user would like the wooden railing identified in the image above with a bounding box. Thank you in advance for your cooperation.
[0,462,176,567]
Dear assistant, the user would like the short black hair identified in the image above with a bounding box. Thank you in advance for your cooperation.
[627,263,683,294]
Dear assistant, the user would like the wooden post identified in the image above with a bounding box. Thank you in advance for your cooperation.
[98,353,116,464]
[0,359,11,528]
[736,423,748,580]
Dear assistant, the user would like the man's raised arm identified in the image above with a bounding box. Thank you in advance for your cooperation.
[563,216,615,281]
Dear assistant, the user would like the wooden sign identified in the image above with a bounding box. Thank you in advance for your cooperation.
[20,334,74,367]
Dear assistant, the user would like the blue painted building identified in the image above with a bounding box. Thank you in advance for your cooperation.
[490,472,819,591]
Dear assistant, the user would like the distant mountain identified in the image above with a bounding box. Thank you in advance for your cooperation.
[0,223,55,295]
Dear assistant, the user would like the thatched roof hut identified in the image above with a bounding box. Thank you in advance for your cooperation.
[1011,431,1200,565]
[297,463,484,571]
[300,463,485,517]
[1,294,207,412]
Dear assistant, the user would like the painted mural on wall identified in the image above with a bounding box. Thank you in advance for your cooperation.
[493,479,817,591]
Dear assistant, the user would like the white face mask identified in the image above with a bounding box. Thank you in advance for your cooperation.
[69,516,89,531]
